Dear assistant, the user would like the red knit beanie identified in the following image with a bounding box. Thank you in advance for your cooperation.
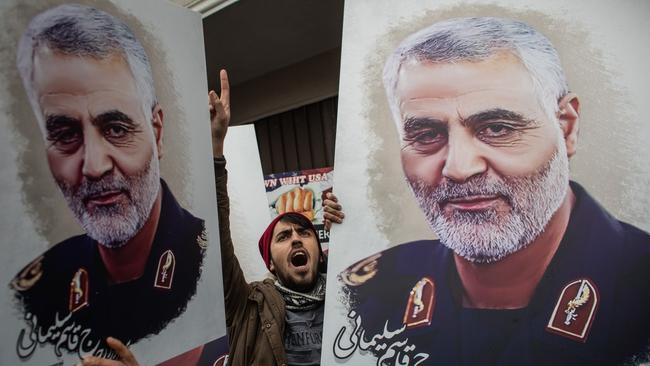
[258,212,323,271]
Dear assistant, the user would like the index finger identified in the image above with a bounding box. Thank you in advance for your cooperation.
[219,69,230,106]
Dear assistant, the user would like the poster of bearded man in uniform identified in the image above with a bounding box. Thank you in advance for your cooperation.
[322,0,650,365]
[0,1,227,365]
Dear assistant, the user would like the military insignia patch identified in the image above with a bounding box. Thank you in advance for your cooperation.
[403,277,435,329]
[69,268,89,313]
[546,278,598,342]
[11,256,44,291]
[340,253,381,287]
[213,354,228,366]
[155,250,176,289]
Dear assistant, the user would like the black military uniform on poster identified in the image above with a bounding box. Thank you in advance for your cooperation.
[10,180,207,358]
[338,182,650,366]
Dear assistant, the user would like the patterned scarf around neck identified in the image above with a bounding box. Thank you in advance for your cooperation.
[275,273,326,311]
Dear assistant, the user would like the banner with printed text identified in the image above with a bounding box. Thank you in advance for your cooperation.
[265,167,334,251]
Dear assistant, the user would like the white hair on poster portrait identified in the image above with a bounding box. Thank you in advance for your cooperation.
[323,0,650,365]
[329,0,650,273]
[0,0,226,365]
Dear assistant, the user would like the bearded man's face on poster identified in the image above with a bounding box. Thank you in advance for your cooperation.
[394,53,578,263]
[33,51,164,248]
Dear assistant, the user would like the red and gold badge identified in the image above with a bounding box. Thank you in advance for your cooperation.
[154,250,176,290]
[69,268,89,313]
[213,354,228,366]
[403,277,435,329]
[546,278,598,342]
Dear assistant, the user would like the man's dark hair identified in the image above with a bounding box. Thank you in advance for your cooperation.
[278,213,327,273]
[279,213,318,238]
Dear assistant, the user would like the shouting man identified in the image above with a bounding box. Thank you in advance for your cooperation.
[81,70,344,366]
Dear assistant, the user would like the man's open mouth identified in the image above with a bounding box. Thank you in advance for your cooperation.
[290,250,309,267]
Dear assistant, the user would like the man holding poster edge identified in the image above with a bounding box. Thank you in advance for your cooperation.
[83,69,345,366]
[335,17,650,365]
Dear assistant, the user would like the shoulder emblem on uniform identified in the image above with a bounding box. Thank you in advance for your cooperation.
[213,354,228,366]
[10,256,44,292]
[546,278,598,342]
[403,277,435,329]
[69,268,89,313]
[154,250,176,290]
[197,224,208,250]
[340,253,382,287]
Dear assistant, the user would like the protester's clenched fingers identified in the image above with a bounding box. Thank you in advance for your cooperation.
[208,90,218,119]
[209,89,218,106]
[209,89,225,117]
[323,200,345,218]
[325,192,339,203]
[324,211,343,224]
[105,337,138,365]
[80,336,135,366]
[323,199,342,212]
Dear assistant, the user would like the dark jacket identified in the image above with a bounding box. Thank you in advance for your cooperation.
[338,182,650,366]
[10,180,206,359]
[214,158,289,366]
